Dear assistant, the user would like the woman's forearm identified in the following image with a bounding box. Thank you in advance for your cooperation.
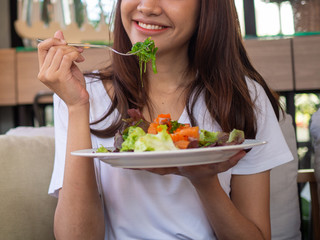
[192,176,267,240]
[54,104,104,240]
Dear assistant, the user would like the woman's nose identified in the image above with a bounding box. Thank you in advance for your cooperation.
[137,0,162,16]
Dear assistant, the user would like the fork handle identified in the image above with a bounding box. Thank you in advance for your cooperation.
[36,39,134,56]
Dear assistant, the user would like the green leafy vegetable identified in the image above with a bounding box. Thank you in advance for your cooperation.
[121,119,144,141]
[96,144,110,153]
[95,109,246,153]
[129,37,158,87]
[134,125,177,152]
[169,121,185,134]
[199,130,220,146]
[120,126,146,152]
[227,129,245,143]
[199,129,245,147]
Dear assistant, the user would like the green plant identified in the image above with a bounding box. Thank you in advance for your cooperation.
[74,0,85,28]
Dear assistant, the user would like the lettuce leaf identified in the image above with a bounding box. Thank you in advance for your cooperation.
[120,126,146,152]
[134,125,177,152]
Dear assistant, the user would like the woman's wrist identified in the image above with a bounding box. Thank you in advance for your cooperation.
[190,174,221,192]
[68,102,90,114]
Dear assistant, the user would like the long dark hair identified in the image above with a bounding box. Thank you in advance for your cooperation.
[89,0,280,139]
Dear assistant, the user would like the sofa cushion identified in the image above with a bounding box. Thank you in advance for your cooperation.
[6,126,54,137]
[0,135,57,240]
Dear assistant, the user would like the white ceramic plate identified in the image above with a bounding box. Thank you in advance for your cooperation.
[71,139,267,168]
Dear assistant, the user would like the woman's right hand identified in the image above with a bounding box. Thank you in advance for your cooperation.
[37,30,89,108]
[141,150,246,186]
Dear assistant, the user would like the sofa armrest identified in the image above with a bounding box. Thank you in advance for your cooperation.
[0,135,57,240]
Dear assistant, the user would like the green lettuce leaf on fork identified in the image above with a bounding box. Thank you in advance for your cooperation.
[129,37,158,87]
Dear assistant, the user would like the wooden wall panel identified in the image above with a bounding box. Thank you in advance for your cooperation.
[244,38,294,91]
[16,51,51,104]
[0,49,16,105]
[16,49,110,104]
[293,36,320,90]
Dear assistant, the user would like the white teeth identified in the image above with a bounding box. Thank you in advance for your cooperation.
[138,22,164,30]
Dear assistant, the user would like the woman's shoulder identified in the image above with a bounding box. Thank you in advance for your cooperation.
[244,77,271,106]
[245,77,264,94]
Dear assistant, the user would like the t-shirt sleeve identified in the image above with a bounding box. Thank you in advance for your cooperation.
[48,94,68,197]
[231,80,294,175]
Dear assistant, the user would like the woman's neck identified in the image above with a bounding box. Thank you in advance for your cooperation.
[143,50,195,121]
[147,48,191,89]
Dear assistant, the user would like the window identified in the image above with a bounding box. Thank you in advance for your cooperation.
[234,0,246,36]
[255,0,294,36]
[59,0,116,27]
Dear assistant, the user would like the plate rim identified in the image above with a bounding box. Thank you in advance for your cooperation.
[71,139,267,158]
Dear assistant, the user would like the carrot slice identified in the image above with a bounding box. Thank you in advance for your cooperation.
[148,122,159,134]
[157,113,171,119]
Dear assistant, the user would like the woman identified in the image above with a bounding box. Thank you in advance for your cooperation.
[38,0,293,239]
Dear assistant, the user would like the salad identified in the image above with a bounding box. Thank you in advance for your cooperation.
[96,109,245,153]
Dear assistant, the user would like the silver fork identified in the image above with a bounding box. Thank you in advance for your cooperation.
[37,39,136,56]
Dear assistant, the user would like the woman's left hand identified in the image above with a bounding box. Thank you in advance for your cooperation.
[140,150,246,184]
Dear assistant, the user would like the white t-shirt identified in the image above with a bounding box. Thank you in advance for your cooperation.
[49,77,293,240]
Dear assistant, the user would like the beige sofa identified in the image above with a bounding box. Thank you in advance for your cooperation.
[0,132,57,240]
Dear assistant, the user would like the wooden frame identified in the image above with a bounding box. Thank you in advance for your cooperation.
[293,36,320,90]
[297,169,320,240]
[244,38,294,91]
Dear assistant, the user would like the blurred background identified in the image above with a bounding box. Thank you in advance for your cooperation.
[0,1,319,239]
